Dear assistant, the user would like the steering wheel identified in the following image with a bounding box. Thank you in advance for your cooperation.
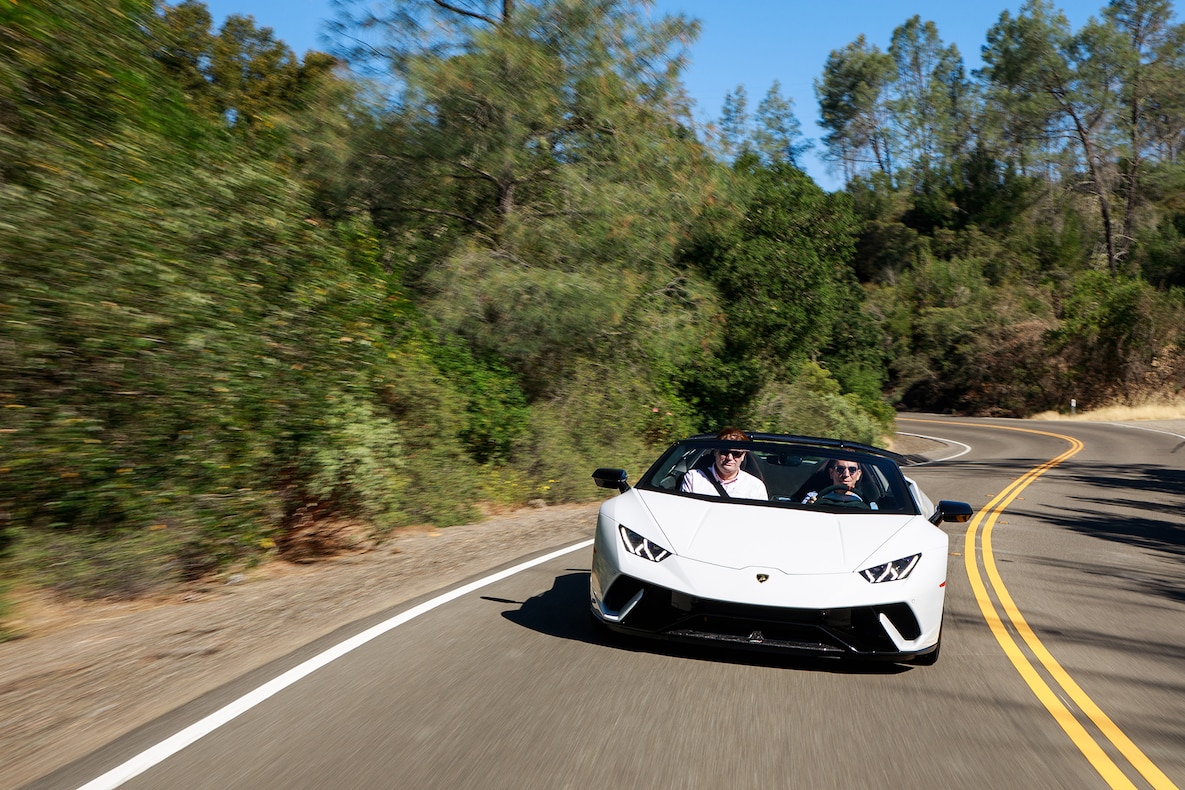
[812,484,869,509]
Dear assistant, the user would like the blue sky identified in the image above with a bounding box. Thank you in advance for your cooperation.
[200,0,1125,189]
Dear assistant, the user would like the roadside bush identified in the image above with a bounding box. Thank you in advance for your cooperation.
[1054,272,1185,404]
[869,255,1071,416]
[0,14,443,593]
[377,348,479,526]
[425,334,529,465]
[298,391,410,531]
[513,361,698,502]
[749,362,890,447]
[14,528,182,599]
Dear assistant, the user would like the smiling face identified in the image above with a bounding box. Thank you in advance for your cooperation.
[829,459,862,492]
[713,448,746,481]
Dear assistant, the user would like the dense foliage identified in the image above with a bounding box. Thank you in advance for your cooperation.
[2,0,1185,604]
[816,0,1185,413]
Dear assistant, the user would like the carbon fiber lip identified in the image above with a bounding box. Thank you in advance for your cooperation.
[667,628,845,653]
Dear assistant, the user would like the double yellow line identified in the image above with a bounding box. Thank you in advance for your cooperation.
[909,419,1177,790]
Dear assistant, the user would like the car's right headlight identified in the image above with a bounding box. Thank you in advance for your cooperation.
[618,525,672,562]
[859,553,921,583]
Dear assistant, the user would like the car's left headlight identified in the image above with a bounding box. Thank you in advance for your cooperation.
[618,525,672,562]
[860,554,921,583]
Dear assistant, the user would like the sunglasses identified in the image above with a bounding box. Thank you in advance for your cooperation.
[832,464,860,474]
[717,449,747,459]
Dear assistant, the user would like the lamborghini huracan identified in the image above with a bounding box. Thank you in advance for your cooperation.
[589,434,973,664]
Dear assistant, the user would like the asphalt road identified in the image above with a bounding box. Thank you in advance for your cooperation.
[29,417,1185,789]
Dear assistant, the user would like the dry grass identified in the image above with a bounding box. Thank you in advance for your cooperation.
[1032,399,1185,422]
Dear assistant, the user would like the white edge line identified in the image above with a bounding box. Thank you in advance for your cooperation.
[896,432,972,465]
[1104,421,1185,443]
[77,538,595,790]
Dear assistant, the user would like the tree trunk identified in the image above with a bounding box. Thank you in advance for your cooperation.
[1078,129,1119,276]
[1059,93,1120,276]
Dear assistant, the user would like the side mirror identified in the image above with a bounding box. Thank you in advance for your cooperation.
[592,468,630,493]
[930,500,974,525]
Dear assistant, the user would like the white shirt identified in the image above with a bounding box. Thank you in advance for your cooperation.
[681,467,769,500]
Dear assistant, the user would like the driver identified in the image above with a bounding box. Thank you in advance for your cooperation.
[802,458,866,506]
[681,427,769,500]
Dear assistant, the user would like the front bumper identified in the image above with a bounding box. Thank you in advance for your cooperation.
[591,573,938,662]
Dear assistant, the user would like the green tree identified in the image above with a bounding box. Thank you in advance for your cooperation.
[982,0,1127,273]
[753,81,812,167]
[330,0,517,77]
[681,159,860,425]
[0,0,490,599]
[157,1,338,134]
[334,1,719,398]
[888,16,975,179]
[1100,0,1185,267]
[1142,20,1185,160]
[716,81,811,168]
[816,35,896,184]
[718,84,752,159]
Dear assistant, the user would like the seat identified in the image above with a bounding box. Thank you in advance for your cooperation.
[658,449,713,491]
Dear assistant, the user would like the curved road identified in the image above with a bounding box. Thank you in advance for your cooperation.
[30,417,1185,789]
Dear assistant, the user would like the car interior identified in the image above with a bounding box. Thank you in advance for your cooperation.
[647,443,910,513]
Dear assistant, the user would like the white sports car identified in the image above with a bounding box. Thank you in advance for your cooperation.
[589,433,972,664]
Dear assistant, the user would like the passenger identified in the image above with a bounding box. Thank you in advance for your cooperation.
[802,458,866,506]
[681,427,769,500]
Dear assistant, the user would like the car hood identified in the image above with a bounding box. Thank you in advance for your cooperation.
[635,489,916,574]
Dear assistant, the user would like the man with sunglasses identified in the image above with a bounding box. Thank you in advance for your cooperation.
[680,427,769,500]
[802,458,867,506]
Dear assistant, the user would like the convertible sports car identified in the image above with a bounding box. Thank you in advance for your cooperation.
[589,433,973,664]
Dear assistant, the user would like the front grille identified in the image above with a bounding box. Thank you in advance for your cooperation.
[603,575,921,656]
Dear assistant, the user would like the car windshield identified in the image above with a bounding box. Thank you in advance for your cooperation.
[636,438,920,515]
